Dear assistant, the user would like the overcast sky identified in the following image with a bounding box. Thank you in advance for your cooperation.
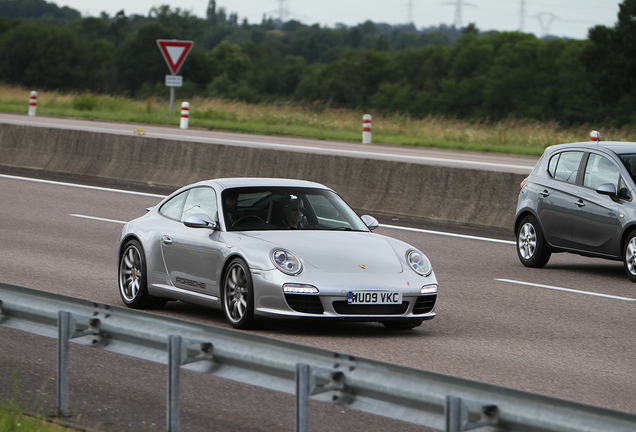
[59,0,621,40]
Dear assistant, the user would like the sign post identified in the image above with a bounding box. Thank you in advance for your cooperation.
[156,40,194,113]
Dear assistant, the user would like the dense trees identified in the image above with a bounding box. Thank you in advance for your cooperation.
[0,0,634,127]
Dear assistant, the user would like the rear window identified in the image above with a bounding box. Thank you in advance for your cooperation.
[547,151,584,183]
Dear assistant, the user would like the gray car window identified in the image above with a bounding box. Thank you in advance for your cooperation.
[159,191,187,220]
[551,151,583,183]
[584,154,620,190]
[182,187,218,221]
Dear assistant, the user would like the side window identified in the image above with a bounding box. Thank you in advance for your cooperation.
[583,154,620,190]
[182,187,218,221]
[159,191,187,220]
[549,151,583,184]
[548,153,559,178]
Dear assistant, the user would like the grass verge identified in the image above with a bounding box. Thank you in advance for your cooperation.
[1,85,635,156]
[1,372,79,432]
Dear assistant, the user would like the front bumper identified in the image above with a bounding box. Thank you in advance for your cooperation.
[250,268,438,321]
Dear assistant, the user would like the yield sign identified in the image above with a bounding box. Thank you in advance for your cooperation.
[156,39,194,75]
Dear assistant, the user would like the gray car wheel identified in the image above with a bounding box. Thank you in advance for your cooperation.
[516,215,551,268]
[623,232,636,282]
[222,258,257,329]
[118,239,167,309]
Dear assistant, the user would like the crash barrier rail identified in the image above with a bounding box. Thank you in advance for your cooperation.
[1,282,635,432]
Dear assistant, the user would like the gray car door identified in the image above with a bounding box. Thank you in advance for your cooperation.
[161,187,223,297]
[569,153,622,257]
[536,150,584,248]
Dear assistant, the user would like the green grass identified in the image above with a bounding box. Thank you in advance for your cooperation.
[2,85,635,156]
[0,372,78,432]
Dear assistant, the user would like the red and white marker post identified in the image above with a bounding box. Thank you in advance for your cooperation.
[180,102,189,129]
[590,130,600,142]
[363,114,372,144]
[28,91,37,116]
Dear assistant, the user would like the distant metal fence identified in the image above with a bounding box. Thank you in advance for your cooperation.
[1,282,635,432]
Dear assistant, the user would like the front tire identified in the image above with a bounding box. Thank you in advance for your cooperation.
[516,215,551,268]
[118,239,167,309]
[222,258,257,329]
[623,231,636,282]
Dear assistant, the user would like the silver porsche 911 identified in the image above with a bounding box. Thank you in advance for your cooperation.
[117,178,438,329]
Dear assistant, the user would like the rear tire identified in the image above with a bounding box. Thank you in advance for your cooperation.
[623,231,636,282]
[516,215,551,268]
[118,239,167,309]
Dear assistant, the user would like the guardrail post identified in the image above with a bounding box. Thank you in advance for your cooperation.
[295,364,311,432]
[167,335,214,432]
[295,364,347,432]
[445,396,498,432]
[168,335,181,432]
[57,311,71,417]
[56,311,103,418]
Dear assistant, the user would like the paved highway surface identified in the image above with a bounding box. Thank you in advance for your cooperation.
[0,171,634,431]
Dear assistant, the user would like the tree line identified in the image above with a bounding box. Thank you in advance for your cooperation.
[0,0,635,127]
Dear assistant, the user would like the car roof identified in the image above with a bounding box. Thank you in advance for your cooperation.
[546,141,636,155]
[190,177,330,190]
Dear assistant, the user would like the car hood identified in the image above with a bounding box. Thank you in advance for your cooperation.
[238,231,406,274]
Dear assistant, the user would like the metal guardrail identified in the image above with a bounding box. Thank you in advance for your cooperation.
[1,282,635,432]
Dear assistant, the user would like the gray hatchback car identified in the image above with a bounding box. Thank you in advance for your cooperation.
[515,141,636,281]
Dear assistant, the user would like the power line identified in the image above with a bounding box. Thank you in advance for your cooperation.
[440,0,476,28]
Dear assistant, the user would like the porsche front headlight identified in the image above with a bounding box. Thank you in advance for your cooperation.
[407,250,432,276]
[271,249,303,275]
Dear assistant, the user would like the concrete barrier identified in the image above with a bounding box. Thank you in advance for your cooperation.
[0,123,525,231]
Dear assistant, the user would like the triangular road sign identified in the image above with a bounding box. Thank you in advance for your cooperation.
[157,39,194,75]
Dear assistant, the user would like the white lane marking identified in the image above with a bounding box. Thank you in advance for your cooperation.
[380,224,516,245]
[496,278,636,302]
[0,174,164,198]
[0,118,534,172]
[70,214,126,224]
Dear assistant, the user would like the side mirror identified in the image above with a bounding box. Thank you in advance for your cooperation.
[360,215,379,231]
[183,213,217,229]
[596,183,617,197]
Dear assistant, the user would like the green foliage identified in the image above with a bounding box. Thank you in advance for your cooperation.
[0,0,80,23]
[71,94,98,110]
[0,0,635,127]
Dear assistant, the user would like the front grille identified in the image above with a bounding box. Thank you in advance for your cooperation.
[284,294,324,314]
[332,301,409,315]
[413,295,437,314]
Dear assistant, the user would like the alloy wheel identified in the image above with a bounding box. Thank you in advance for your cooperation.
[120,245,142,302]
[518,222,537,260]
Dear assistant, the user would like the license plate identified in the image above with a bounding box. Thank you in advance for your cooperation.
[347,291,402,304]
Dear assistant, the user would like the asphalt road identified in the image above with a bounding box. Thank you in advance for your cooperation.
[1,172,635,431]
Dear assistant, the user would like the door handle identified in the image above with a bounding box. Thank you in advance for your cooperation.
[539,190,550,197]
[575,200,585,208]
[162,235,173,245]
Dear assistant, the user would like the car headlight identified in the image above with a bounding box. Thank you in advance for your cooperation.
[271,249,303,275]
[407,250,432,276]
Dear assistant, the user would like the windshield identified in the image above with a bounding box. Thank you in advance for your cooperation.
[221,187,369,232]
